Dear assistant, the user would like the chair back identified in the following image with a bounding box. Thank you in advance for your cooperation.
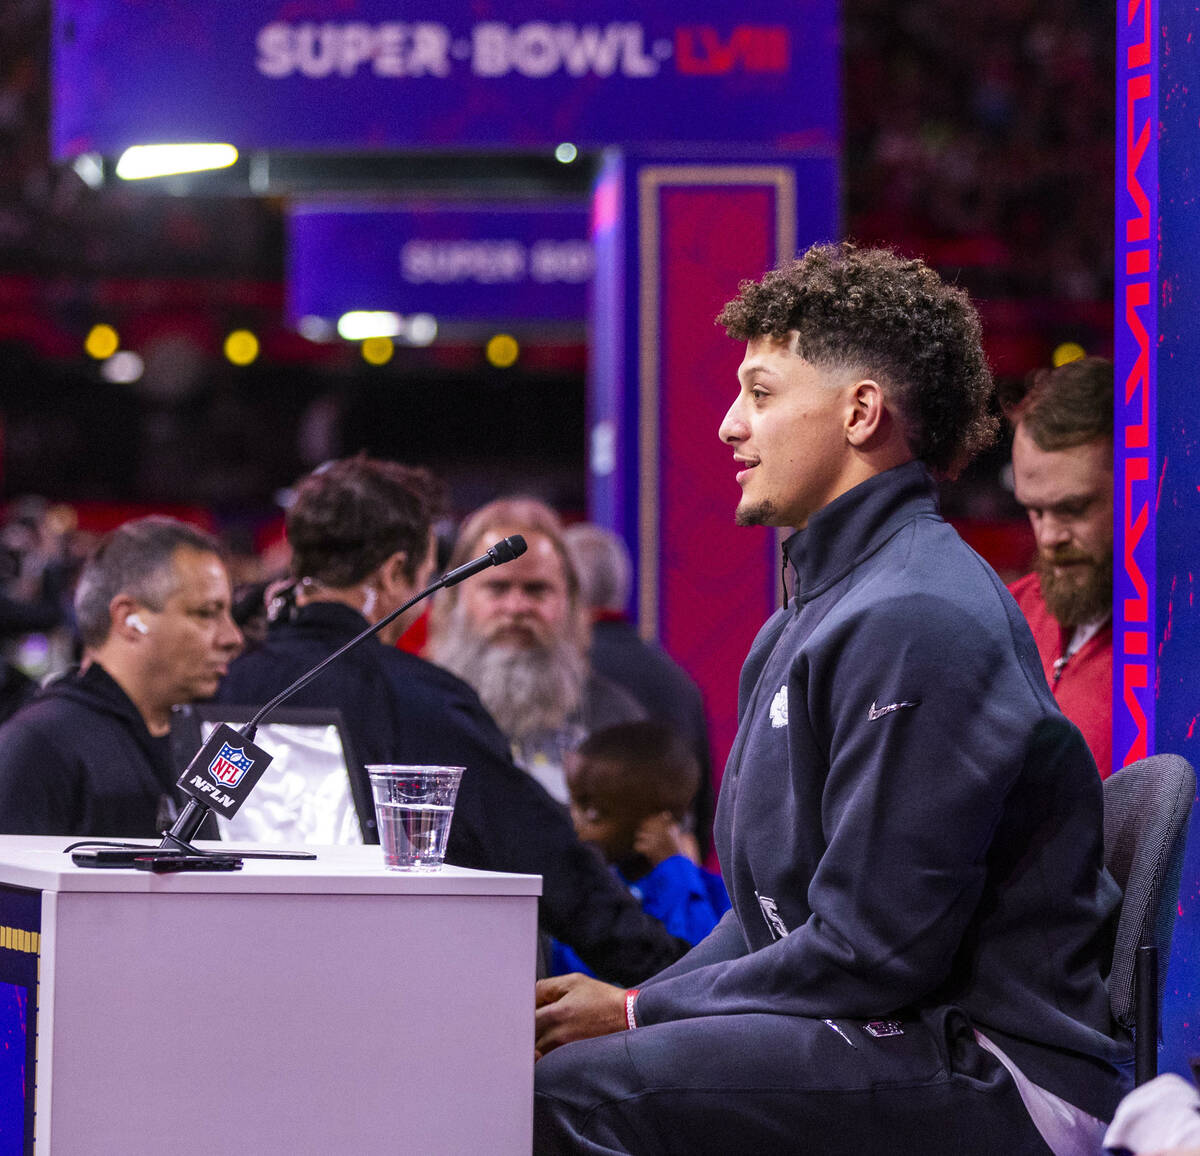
[1102,753,1195,1028]
[171,703,374,845]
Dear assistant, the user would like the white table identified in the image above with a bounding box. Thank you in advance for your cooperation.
[0,837,541,1154]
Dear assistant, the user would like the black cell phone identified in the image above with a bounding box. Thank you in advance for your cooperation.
[71,849,150,868]
[135,854,243,873]
[71,849,242,871]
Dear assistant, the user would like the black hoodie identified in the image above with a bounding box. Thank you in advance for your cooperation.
[0,663,178,836]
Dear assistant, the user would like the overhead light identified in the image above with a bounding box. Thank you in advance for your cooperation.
[405,314,438,347]
[361,337,395,365]
[1052,341,1087,367]
[224,329,260,366]
[115,143,238,181]
[72,153,105,189]
[337,311,402,340]
[85,324,120,360]
[554,142,578,164]
[100,351,145,384]
[486,333,520,368]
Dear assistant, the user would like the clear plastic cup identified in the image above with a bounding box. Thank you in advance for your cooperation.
[365,765,464,870]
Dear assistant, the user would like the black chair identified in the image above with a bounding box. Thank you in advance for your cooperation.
[1102,753,1196,1085]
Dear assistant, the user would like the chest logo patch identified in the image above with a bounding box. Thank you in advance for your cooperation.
[769,685,788,728]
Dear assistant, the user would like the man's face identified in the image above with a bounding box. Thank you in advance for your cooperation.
[458,529,571,650]
[137,547,242,706]
[1011,422,1114,626]
[719,335,854,531]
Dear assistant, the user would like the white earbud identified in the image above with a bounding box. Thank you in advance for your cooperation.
[125,613,149,635]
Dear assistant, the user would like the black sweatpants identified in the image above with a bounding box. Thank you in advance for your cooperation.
[534,1007,1055,1155]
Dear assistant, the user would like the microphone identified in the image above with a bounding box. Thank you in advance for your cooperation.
[439,534,527,588]
[161,534,528,850]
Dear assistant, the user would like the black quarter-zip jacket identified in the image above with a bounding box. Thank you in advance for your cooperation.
[635,461,1130,1120]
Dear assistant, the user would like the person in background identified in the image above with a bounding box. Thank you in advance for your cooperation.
[532,244,1128,1154]
[0,517,242,835]
[563,523,715,858]
[218,456,687,987]
[428,497,643,805]
[1007,356,1113,776]
[551,720,730,978]
[0,498,81,693]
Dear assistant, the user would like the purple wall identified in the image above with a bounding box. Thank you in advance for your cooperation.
[1116,0,1200,1076]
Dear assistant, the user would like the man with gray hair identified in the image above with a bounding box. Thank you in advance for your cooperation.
[428,497,643,804]
[0,516,242,835]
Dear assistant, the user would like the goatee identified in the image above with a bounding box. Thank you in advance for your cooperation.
[735,499,776,527]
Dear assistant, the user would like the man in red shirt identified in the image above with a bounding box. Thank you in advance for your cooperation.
[1008,356,1113,776]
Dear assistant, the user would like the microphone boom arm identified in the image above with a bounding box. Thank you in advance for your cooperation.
[160,534,528,849]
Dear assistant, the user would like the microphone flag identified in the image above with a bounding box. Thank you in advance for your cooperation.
[176,723,274,819]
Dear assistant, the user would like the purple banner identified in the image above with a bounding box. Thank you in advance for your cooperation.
[588,153,839,795]
[286,201,592,323]
[1114,0,1157,770]
[1144,0,1200,1082]
[52,1,838,157]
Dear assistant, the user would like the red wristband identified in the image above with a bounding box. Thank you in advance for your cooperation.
[624,988,639,1031]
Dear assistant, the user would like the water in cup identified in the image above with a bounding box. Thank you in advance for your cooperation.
[375,801,454,868]
[366,765,464,870]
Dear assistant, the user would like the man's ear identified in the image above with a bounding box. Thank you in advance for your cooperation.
[111,595,146,640]
[845,378,888,447]
[379,550,412,593]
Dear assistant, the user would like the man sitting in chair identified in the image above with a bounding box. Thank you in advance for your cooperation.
[533,245,1131,1155]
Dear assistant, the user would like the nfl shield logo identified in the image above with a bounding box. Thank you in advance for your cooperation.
[208,742,254,788]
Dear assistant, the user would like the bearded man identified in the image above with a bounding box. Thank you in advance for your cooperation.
[428,497,643,804]
[1008,356,1114,776]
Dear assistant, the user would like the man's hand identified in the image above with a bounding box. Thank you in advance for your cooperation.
[534,973,628,1059]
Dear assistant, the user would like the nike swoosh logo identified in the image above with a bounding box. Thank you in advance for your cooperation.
[868,700,918,720]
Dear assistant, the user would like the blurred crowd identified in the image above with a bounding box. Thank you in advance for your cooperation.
[0,497,86,711]
[844,0,1113,303]
[0,1,1116,525]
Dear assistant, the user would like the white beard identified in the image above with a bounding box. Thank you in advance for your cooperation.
[431,612,588,742]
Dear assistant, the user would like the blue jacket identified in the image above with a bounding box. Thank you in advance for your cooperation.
[552,855,731,976]
[633,462,1129,1120]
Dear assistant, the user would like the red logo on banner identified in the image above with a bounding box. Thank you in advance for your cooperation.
[675,26,789,75]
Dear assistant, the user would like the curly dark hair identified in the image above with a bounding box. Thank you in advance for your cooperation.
[286,454,446,588]
[716,243,998,477]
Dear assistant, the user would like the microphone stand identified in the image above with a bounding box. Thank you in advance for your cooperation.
[69,536,528,869]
